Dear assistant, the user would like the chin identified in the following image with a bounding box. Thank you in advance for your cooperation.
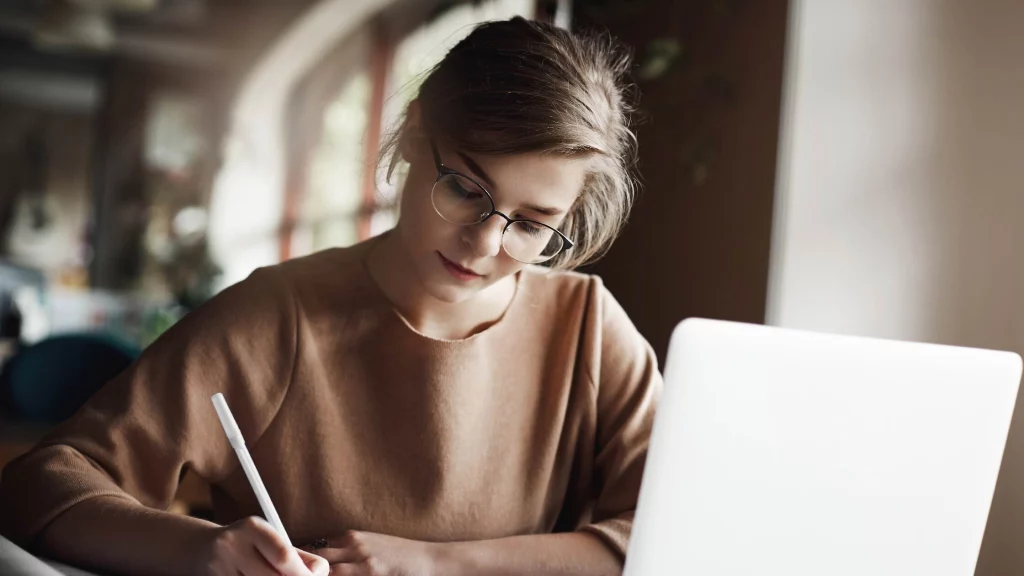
[424,283,476,304]
[425,274,495,304]
[415,260,486,304]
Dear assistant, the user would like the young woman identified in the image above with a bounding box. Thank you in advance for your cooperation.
[0,17,661,576]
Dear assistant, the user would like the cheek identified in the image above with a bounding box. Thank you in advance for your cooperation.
[401,203,455,251]
[397,177,444,243]
[492,253,526,279]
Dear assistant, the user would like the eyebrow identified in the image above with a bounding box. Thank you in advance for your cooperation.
[455,151,496,188]
[454,151,566,217]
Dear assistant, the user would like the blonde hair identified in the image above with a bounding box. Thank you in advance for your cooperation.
[380,17,639,269]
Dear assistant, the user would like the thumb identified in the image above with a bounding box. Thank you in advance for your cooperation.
[298,549,330,576]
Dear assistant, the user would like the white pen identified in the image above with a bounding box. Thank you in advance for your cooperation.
[211,392,291,545]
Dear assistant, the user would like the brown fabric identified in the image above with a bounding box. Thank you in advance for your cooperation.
[0,239,662,558]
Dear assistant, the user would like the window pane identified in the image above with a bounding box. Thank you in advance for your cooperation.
[299,71,371,255]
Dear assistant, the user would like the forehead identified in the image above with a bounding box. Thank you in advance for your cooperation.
[452,149,591,211]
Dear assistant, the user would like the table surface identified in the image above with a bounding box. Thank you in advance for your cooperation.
[0,533,106,576]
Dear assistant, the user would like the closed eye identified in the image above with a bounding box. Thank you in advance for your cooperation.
[449,179,484,200]
[518,221,548,237]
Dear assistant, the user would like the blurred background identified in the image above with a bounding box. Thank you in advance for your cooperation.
[0,0,1022,574]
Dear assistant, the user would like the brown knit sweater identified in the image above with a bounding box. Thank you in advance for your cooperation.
[0,239,662,558]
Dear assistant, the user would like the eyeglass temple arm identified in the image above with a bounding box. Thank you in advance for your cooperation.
[558,230,574,250]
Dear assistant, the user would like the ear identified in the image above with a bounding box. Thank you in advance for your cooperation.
[399,100,425,163]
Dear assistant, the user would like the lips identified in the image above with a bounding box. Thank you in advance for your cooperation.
[438,252,482,280]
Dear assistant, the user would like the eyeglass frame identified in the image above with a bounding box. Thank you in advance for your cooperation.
[428,138,575,263]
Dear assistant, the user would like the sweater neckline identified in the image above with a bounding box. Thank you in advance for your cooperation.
[355,234,526,345]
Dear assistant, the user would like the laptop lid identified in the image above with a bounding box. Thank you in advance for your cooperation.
[625,319,1021,576]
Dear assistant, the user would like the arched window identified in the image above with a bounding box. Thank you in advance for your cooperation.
[284,0,536,259]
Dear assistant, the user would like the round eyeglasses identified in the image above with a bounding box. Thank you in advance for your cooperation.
[429,141,574,265]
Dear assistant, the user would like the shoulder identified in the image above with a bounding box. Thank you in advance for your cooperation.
[518,266,633,333]
[170,243,368,338]
[269,242,366,290]
[518,267,650,368]
[251,241,378,312]
[520,268,656,388]
[518,265,601,313]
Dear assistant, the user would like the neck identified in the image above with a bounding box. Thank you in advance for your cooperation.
[366,231,516,340]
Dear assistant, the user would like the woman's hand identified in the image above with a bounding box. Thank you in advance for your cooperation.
[198,516,330,576]
[303,530,442,576]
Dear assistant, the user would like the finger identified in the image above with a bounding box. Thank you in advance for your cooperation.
[254,542,312,576]
[297,548,330,576]
[232,543,279,576]
[242,518,312,576]
[329,563,365,576]
[310,546,364,564]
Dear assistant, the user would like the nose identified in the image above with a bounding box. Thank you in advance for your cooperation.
[463,214,506,258]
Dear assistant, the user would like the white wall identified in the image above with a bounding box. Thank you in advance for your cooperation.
[767,1,1024,574]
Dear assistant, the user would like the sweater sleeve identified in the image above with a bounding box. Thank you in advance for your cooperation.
[576,279,663,559]
[0,267,298,548]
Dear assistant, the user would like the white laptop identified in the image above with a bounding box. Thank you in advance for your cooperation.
[625,319,1022,576]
